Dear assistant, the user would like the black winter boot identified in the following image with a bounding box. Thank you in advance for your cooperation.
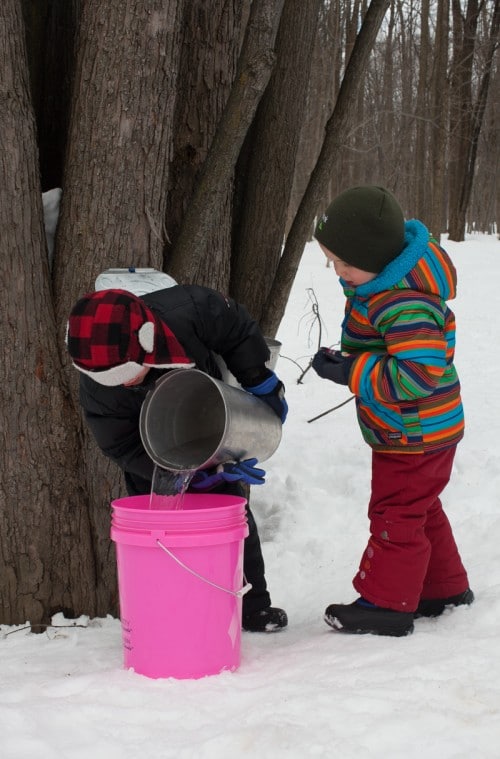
[242,606,288,632]
[415,588,474,618]
[324,599,414,637]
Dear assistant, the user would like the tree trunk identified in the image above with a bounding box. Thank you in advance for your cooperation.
[428,0,450,239]
[261,0,391,337]
[470,57,499,235]
[449,0,500,240]
[164,0,249,292]
[447,0,480,241]
[0,0,94,626]
[166,0,285,285]
[53,0,185,617]
[287,1,340,235]
[230,0,321,322]
[414,0,430,222]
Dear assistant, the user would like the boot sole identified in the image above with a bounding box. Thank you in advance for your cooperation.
[324,612,414,637]
[415,589,474,618]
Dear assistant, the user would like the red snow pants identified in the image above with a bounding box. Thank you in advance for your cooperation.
[352,446,469,612]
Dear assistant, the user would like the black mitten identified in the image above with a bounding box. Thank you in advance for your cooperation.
[312,347,355,386]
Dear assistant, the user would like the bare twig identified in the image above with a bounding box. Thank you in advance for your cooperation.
[307,395,355,423]
[278,354,306,372]
[284,287,354,422]
[1,622,88,638]
[296,288,328,384]
[296,358,314,384]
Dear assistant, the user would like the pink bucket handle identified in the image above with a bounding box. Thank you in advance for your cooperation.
[156,539,252,598]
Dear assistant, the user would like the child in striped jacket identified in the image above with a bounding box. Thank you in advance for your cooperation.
[312,185,473,636]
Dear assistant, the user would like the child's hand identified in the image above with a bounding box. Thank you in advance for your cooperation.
[243,371,288,423]
[312,347,355,386]
[190,458,266,491]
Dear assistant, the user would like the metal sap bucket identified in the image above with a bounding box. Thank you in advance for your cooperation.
[139,369,282,472]
[215,337,282,388]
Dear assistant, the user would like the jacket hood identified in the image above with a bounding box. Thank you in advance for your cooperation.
[343,220,457,302]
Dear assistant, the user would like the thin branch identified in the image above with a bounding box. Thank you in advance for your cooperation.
[307,395,355,423]
[1,622,89,638]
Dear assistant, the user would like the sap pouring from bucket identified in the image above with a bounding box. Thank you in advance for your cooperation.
[147,464,192,510]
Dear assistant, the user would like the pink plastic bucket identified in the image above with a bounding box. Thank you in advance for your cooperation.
[111,493,249,680]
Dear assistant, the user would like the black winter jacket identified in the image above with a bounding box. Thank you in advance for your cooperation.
[79,285,271,494]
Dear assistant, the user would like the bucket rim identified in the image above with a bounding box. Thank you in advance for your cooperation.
[111,493,248,516]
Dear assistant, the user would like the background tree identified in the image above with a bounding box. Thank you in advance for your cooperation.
[448,0,500,240]
[164,0,251,292]
[286,1,340,228]
[0,0,94,625]
[261,0,392,335]
[53,0,187,617]
[428,0,451,238]
[414,0,431,220]
[230,0,322,322]
[166,0,285,286]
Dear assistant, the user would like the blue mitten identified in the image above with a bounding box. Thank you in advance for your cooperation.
[312,347,356,386]
[190,458,266,491]
[243,371,288,423]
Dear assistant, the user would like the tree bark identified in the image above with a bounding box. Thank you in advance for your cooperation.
[166,0,285,284]
[0,0,94,626]
[414,0,431,222]
[447,0,480,241]
[261,0,391,336]
[53,0,185,617]
[164,0,249,292]
[230,0,322,322]
[428,0,450,239]
[287,1,341,235]
[448,0,500,240]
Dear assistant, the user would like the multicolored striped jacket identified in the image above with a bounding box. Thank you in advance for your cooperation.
[342,219,464,454]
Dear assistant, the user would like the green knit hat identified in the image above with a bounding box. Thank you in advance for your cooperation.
[315,185,405,273]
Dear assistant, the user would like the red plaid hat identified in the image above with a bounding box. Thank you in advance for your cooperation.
[67,289,193,386]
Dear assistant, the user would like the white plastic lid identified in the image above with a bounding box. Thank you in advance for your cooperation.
[95,268,178,297]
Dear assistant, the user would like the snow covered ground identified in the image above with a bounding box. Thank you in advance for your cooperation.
[1,232,499,758]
